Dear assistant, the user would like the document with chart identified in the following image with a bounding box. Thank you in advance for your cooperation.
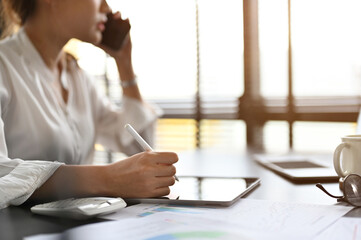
[25,199,352,240]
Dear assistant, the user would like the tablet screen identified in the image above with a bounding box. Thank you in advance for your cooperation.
[125,177,260,206]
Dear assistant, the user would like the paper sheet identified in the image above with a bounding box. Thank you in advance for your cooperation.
[25,199,353,240]
[26,213,275,240]
[314,217,361,240]
[103,199,351,235]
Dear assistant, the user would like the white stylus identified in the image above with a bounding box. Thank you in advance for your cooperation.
[125,124,179,181]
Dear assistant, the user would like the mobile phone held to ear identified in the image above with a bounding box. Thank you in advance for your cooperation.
[101,12,131,51]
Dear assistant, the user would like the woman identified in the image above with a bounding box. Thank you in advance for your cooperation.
[0,0,178,209]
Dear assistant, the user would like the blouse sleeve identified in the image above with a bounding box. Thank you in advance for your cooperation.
[0,60,63,209]
[88,75,163,156]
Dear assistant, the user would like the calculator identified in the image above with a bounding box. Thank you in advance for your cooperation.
[31,197,127,219]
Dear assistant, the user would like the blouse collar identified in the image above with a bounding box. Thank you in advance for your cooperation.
[17,28,64,83]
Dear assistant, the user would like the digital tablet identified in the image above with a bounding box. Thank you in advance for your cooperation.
[253,153,339,183]
[125,176,260,207]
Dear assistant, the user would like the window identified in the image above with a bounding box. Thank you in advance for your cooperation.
[67,0,360,161]
[292,0,361,97]
[293,122,356,152]
[259,0,288,97]
[257,0,360,150]
[67,0,246,158]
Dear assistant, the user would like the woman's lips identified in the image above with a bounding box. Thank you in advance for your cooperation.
[97,22,105,32]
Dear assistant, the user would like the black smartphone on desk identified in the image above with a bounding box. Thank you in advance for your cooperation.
[101,12,131,51]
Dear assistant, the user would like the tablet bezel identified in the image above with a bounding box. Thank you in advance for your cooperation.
[124,176,261,207]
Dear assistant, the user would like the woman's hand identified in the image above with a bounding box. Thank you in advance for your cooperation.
[104,151,178,198]
[30,151,177,201]
[98,30,132,64]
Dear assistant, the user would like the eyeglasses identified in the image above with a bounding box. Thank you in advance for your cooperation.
[316,174,361,207]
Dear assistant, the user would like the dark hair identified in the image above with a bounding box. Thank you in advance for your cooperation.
[0,0,36,38]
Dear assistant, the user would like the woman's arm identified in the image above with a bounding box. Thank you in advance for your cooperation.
[113,34,143,101]
[94,15,161,155]
[98,13,142,101]
[31,151,178,200]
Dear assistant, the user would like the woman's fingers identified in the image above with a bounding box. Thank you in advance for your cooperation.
[154,164,176,177]
[113,11,121,19]
[147,152,179,165]
[154,176,176,188]
[151,186,171,197]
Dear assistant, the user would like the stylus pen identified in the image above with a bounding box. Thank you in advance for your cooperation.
[125,124,179,181]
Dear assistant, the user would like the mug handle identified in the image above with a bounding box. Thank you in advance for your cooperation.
[333,142,348,177]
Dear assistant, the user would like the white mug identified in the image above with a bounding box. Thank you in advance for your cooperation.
[334,135,361,177]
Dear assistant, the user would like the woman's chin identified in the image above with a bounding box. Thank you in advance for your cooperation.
[80,32,102,45]
[92,33,103,45]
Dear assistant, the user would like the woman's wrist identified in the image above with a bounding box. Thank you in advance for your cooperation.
[68,165,111,197]
[101,162,127,197]
[116,61,135,81]
[121,76,138,88]
[95,165,114,196]
[115,56,132,70]
[64,165,112,197]
[96,165,111,195]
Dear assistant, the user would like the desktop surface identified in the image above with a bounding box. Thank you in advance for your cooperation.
[1,149,359,240]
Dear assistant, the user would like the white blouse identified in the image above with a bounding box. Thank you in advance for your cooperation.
[0,29,161,209]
